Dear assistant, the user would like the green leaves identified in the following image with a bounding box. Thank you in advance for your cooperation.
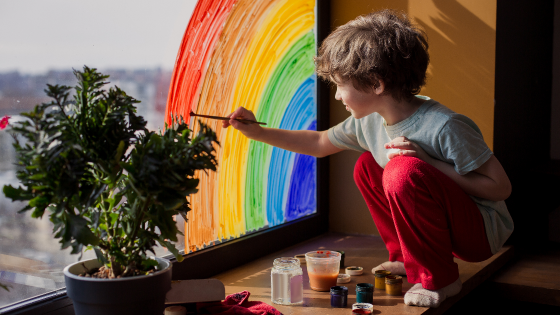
[2,66,218,277]
[68,214,99,247]
[3,185,31,202]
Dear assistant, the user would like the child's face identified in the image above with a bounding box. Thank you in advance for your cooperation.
[334,78,379,119]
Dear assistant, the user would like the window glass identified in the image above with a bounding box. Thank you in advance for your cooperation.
[166,0,318,255]
[0,0,194,307]
[0,0,319,308]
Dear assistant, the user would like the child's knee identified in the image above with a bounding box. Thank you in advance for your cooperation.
[382,156,428,194]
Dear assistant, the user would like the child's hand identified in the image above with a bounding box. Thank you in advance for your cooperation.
[384,136,433,164]
[221,106,263,139]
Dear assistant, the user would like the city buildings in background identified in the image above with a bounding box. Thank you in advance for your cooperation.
[0,68,172,131]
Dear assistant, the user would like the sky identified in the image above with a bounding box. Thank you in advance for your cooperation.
[0,0,198,74]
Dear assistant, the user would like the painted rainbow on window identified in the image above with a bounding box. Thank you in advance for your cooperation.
[165,0,317,252]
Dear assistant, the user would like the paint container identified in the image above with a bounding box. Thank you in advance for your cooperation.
[164,305,187,315]
[294,254,306,264]
[271,257,303,305]
[346,266,363,276]
[374,270,391,290]
[352,303,374,314]
[305,250,342,291]
[337,273,351,284]
[385,275,403,296]
[355,283,374,304]
[334,250,345,267]
[330,286,348,308]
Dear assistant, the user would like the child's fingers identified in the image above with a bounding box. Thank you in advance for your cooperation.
[230,119,240,129]
[230,106,256,121]
[399,150,416,156]
[385,142,413,150]
[385,136,414,148]
[388,149,417,159]
[229,107,243,120]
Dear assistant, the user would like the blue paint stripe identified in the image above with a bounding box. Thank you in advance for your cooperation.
[267,75,316,226]
[286,120,317,221]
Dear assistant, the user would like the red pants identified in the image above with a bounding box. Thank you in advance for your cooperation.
[354,152,493,290]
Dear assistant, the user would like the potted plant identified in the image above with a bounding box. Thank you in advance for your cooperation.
[2,66,218,315]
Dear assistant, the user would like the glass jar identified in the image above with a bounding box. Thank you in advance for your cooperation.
[271,257,303,305]
[356,283,374,304]
[330,285,348,308]
[385,275,403,296]
[374,270,391,290]
[352,303,374,314]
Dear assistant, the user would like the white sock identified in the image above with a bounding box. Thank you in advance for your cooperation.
[371,261,406,275]
[404,278,462,308]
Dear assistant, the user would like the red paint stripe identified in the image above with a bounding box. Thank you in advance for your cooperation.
[165,0,237,127]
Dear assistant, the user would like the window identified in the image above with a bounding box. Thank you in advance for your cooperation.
[0,0,194,308]
[0,1,329,312]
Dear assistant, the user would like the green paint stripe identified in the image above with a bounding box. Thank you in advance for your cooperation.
[244,31,316,231]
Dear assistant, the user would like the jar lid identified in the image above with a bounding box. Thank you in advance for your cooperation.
[385,275,403,284]
[337,273,351,283]
[294,254,306,264]
[330,285,348,295]
[374,270,391,278]
[352,303,374,311]
[164,305,186,315]
[346,266,363,275]
[355,283,374,292]
[273,257,300,268]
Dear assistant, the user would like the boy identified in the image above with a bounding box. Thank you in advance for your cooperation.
[223,9,513,308]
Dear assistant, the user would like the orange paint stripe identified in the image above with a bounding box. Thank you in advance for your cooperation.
[186,0,281,251]
[165,0,237,127]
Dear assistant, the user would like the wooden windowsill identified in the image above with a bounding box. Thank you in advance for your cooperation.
[212,232,514,315]
[489,242,560,306]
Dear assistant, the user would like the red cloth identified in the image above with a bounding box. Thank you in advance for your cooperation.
[197,291,283,315]
[354,152,493,290]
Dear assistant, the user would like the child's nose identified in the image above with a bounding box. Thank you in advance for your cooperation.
[335,88,341,100]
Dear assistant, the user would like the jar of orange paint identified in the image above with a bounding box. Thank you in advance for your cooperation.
[385,275,403,296]
[374,270,391,290]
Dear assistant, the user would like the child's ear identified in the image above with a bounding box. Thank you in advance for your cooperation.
[374,79,385,95]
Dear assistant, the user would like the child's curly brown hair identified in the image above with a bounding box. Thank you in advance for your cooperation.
[315,9,429,101]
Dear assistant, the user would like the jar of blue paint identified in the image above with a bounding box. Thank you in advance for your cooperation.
[330,286,348,308]
[356,283,374,304]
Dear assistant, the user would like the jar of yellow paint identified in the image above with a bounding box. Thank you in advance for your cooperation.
[385,275,403,296]
[374,270,391,290]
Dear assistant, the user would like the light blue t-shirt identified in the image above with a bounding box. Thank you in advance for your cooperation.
[327,96,513,254]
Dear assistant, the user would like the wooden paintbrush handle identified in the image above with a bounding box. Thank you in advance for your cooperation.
[235,118,267,125]
[190,112,266,125]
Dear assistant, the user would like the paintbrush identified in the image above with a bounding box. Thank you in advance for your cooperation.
[190,111,267,125]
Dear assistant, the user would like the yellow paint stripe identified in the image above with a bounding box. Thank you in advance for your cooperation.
[187,0,281,249]
[218,0,315,239]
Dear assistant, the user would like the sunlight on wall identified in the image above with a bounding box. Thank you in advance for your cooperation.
[410,0,496,150]
[328,0,497,236]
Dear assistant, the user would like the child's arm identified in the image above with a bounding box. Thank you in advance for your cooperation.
[386,136,512,201]
[222,106,343,158]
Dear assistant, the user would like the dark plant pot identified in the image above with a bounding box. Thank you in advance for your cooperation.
[63,257,172,315]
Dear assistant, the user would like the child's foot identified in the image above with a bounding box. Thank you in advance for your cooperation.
[371,261,406,275]
[404,278,462,308]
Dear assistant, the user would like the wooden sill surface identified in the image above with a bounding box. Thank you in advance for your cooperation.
[212,233,514,315]
[490,243,560,306]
